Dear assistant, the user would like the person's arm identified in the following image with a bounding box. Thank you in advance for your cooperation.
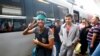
[37,38,54,49]
[23,23,36,35]
[79,28,84,41]
[49,25,55,34]
[91,33,97,48]
[33,29,54,49]
[91,27,99,48]
[23,27,36,35]
[72,26,80,44]
[59,26,63,42]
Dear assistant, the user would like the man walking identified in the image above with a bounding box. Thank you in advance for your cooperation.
[59,14,79,56]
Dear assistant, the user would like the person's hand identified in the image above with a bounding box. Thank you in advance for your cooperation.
[33,39,39,44]
[28,23,34,30]
[67,43,73,48]
[90,44,94,48]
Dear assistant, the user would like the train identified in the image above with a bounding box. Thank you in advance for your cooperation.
[0,0,94,33]
[48,0,93,22]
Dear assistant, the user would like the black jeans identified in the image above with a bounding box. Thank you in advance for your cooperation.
[80,42,88,55]
[55,42,61,56]
[88,41,99,56]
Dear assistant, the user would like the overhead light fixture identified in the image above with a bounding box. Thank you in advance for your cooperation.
[38,0,49,4]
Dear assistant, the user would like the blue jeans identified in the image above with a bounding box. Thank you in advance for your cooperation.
[55,42,61,56]
[92,43,100,56]
[88,41,99,56]
[32,47,36,56]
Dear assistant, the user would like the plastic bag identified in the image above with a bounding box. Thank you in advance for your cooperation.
[74,43,81,54]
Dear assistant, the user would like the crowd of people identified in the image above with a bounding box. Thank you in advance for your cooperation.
[23,11,100,56]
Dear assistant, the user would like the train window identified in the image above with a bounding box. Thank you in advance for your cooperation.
[57,5,69,19]
[0,19,13,33]
[33,0,54,18]
[13,19,26,32]
[73,10,79,23]
[0,15,26,33]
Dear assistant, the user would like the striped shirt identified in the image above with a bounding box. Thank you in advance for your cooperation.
[87,23,100,42]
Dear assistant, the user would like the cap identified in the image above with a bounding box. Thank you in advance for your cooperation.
[36,14,46,21]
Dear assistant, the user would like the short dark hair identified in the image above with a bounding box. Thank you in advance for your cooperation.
[95,16,99,21]
[80,18,87,23]
[65,14,73,18]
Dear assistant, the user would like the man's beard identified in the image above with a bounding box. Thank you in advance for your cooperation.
[66,22,72,25]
